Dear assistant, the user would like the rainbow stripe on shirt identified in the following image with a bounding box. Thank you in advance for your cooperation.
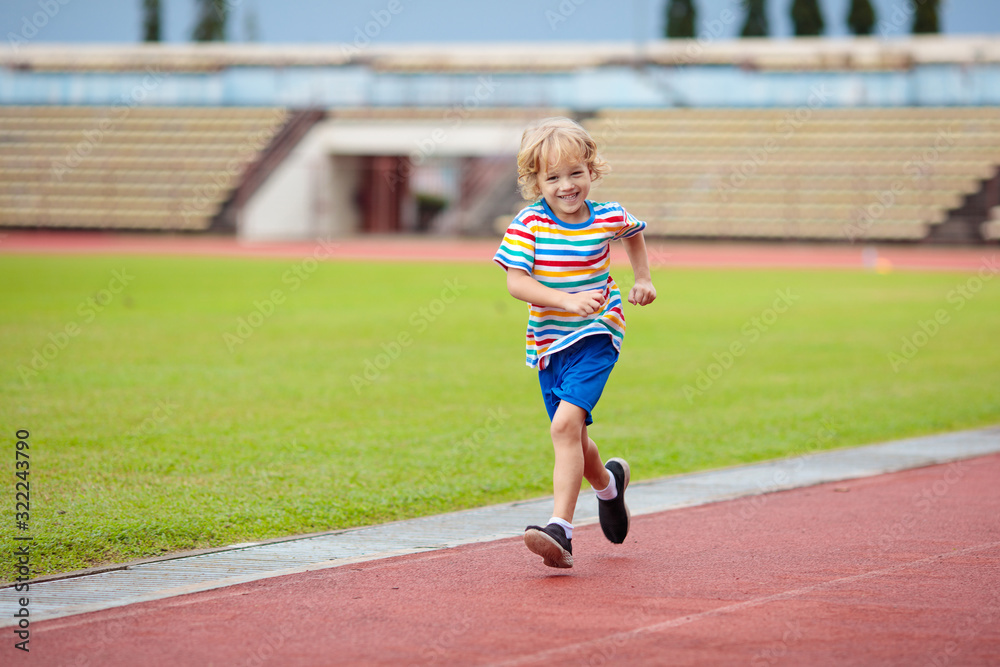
[493,199,647,369]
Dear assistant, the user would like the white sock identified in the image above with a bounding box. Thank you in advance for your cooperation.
[548,516,573,539]
[595,473,618,501]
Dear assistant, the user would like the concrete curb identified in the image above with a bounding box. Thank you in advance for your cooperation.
[3,425,997,627]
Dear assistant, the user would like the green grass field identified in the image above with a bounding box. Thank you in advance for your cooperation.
[2,252,998,580]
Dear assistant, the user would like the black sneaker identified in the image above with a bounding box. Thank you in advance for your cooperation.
[524,523,573,568]
[598,458,631,544]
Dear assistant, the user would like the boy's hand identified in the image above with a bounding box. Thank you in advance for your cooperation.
[628,279,656,306]
[562,290,605,316]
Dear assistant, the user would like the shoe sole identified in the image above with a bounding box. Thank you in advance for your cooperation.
[523,529,573,569]
[607,457,630,492]
[605,457,631,543]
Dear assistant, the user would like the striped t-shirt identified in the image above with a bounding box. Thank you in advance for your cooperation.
[493,198,647,369]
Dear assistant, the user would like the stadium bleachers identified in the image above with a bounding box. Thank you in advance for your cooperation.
[583,108,1000,242]
[0,106,289,231]
[4,103,998,241]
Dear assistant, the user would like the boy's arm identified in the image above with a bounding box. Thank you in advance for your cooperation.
[506,268,605,316]
[621,233,656,306]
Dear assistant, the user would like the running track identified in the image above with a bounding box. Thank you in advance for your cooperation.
[21,454,1000,666]
[0,230,996,272]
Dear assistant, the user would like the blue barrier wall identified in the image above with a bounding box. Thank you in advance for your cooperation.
[3,63,999,109]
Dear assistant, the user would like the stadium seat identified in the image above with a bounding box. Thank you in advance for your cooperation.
[584,108,1000,241]
[0,107,288,231]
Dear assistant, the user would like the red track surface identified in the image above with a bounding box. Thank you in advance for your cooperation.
[29,454,1000,666]
[0,230,996,271]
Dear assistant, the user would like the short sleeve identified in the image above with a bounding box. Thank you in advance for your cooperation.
[611,205,647,241]
[493,218,536,274]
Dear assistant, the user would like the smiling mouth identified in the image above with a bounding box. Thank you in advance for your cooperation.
[559,192,580,203]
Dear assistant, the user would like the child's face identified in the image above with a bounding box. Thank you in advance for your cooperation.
[537,155,593,224]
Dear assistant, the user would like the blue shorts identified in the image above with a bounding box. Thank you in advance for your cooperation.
[538,334,619,426]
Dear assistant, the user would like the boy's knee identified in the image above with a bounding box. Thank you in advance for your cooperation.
[550,410,586,442]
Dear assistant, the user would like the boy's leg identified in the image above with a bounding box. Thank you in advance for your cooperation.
[549,400,589,523]
[581,425,611,492]
[524,400,588,569]
[528,335,623,567]
[552,408,615,523]
[582,424,631,544]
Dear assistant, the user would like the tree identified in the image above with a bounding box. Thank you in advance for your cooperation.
[847,0,876,35]
[665,0,697,39]
[740,0,769,37]
[192,0,227,42]
[142,0,161,42]
[790,0,825,36]
[912,0,940,34]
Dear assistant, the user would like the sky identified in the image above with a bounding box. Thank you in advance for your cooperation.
[2,0,998,46]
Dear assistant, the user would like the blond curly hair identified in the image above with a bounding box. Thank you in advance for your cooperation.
[516,117,610,200]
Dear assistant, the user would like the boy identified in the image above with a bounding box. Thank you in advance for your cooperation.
[493,117,656,569]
